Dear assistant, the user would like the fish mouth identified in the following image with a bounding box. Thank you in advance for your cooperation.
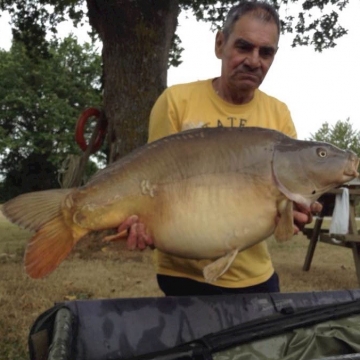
[343,153,359,178]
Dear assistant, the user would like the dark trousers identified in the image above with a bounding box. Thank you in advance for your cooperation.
[157,272,280,296]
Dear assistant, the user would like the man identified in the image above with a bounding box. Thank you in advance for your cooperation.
[126,0,320,296]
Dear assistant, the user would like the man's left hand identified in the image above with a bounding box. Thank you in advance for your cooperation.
[293,201,323,234]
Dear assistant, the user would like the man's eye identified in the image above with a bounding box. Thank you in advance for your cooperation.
[237,44,252,52]
[259,48,275,58]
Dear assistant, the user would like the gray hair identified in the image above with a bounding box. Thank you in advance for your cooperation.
[223,1,280,40]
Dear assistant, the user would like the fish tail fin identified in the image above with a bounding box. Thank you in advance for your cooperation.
[2,189,86,278]
[25,216,80,278]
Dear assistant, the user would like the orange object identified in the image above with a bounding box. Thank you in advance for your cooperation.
[75,108,107,153]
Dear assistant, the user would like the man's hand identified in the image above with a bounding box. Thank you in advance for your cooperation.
[102,215,154,250]
[119,215,154,250]
[293,201,323,234]
[127,222,154,250]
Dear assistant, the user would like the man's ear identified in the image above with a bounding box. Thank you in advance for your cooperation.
[215,31,225,59]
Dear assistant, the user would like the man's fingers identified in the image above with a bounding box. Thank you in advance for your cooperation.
[277,201,323,236]
[293,210,309,224]
[310,201,323,214]
[292,201,323,233]
[118,215,139,233]
[126,222,154,250]
[290,204,305,234]
[137,223,154,248]
[127,223,139,250]
[136,223,147,250]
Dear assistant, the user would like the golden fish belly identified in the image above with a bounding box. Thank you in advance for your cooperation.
[149,174,279,259]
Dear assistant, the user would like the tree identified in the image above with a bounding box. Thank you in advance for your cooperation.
[0,0,351,164]
[308,118,360,157]
[0,36,103,200]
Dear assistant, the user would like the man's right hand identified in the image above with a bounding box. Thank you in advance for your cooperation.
[127,221,154,250]
[102,215,154,249]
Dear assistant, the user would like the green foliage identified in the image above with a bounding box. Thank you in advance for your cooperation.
[0,36,103,199]
[168,33,184,68]
[0,0,351,63]
[308,118,360,157]
[1,0,87,58]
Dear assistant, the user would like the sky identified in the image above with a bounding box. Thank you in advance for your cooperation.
[0,3,359,140]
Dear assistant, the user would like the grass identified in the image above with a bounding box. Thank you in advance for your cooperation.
[0,208,359,359]
[269,235,358,292]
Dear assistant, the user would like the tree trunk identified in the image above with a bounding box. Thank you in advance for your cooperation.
[86,0,179,162]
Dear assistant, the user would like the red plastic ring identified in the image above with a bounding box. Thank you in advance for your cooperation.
[75,108,107,153]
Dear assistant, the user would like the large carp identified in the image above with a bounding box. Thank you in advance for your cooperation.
[2,127,359,281]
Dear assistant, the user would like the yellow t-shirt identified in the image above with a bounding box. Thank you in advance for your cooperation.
[148,78,297,288]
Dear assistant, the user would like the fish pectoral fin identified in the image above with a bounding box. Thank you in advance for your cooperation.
[203,249,239,283]
[274,199,294,242]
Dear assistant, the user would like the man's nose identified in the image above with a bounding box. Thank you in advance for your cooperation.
[244,50,260,69]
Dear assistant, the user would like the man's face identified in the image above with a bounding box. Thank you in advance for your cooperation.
[215,13,279,96]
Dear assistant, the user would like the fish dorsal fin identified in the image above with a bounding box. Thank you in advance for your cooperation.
[203,249,239,283]
[274,199,294,242]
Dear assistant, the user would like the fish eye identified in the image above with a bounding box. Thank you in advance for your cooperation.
[316,148,327,158]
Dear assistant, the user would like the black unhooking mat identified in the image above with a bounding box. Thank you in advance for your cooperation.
[29,290,360,360]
